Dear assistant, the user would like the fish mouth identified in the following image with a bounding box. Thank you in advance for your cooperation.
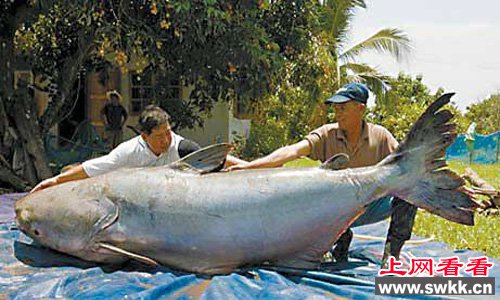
[14,218,39,239]
[14,218,26,232]
[14,207,29,233]
[14,207,44,241]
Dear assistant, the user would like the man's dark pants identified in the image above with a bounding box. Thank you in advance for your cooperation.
[105,128,123,148]
[332,197,417,266]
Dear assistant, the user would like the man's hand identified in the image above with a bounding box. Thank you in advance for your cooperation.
[224,162,250,172]
[30,164,88,193]
[30,177,59,193]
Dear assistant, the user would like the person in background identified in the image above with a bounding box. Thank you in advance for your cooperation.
[101,90,128,148]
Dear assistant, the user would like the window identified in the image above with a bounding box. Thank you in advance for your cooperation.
[14,70,33,89]
[162,79,181,102]
[130,72,153,114]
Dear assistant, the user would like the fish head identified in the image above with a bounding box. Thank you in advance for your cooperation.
[15,183,118,255]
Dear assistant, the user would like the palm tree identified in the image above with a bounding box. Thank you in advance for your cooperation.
[320,0,411,97]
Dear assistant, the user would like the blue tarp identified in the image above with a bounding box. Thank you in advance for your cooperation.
[446,132,499,164]
[1,193,499,299]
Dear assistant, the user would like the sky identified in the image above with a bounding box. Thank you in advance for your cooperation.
[347,0,500,112]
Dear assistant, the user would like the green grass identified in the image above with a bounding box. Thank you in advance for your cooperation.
[284,158,500,258]
[284,158,320,168]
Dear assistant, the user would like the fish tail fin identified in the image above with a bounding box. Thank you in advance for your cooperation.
[379,93,478,225]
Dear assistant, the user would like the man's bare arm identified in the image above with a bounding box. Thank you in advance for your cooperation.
[30,164,89,193]
[224,155,248,167]
[225,140,311,171]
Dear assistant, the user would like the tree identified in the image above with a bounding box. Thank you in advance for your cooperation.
[0,1,331,189]
[320,0,411,95]
[1,0,51,190]
[2,1,129,189]
[14,1,288,129]
[465,93,500,135]
[238,1,337,158]
[241,0,412,158]
[367,73,468,141]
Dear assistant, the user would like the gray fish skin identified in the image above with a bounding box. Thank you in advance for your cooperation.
[15,93,477,274]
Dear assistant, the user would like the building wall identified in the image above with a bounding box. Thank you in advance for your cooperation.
[178,101,230,146]
[86,70,121,137]
[119,71,137,140]
[33,74,49,117]
[229,114,251,144]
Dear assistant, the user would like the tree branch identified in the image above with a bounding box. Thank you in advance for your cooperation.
[40,35,95,133]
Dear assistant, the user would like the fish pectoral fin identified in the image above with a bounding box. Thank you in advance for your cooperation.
[170,143,233,174]
[320,153,350,170]
[98,243,159,267]
[93,200,119,235]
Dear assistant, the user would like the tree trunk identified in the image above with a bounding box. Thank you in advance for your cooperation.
[0,1,54,188]
[0,159,29,191]
[463,167,499,207]
[0,96,28,191]
[2,35,53,185]
[40,38,94,134]
[0,38,13,135]
[11,85,53,183]
[463,167,497,194]
[0,97,9,152]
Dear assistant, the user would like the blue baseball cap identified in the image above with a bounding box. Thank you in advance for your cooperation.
[325,83,369,104]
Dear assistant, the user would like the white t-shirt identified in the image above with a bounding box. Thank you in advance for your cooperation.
[82,132,184,177]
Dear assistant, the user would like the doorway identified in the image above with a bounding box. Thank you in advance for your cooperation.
[58,73,86,146]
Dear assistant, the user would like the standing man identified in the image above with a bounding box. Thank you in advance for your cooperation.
[32,105,246,193]
[226,82,417,266]
[101,90,128,148]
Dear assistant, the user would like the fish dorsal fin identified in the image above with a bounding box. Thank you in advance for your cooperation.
[170,143,233,174]
[98,243,159,267]
[319,153,349,170]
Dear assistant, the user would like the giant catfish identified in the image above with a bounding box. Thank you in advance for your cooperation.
[15,93,478,274]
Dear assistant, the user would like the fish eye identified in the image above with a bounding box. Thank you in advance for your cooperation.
[33,229,40,236]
